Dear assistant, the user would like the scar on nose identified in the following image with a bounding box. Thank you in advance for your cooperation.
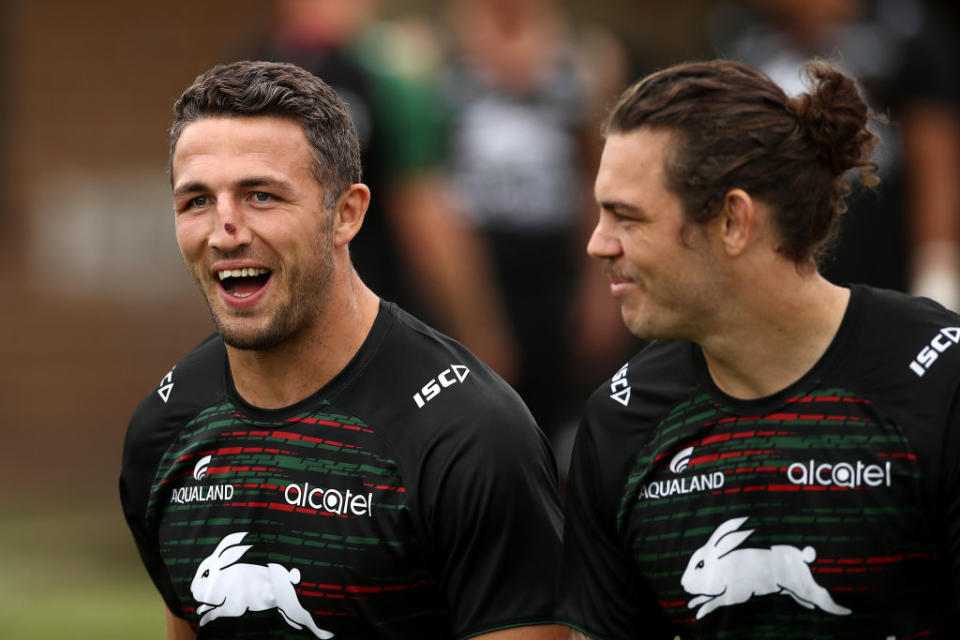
[224,223,236,234]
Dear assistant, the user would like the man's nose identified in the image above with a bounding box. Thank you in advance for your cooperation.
[587,213,622,259]
[209,199,252,251]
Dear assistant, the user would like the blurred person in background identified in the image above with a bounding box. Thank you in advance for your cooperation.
[711,0,960,310]
[439,0,634,449]
[253,0,517,377]
[119,60,565,640]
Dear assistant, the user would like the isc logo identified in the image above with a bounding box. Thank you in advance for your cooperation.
[609,362,631,406]
[413,365,470,408]
[157,366,176,403]
[908,327,960,377]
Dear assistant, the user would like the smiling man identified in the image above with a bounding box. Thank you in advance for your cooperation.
[557,60,960,638]
[119,61,564,640]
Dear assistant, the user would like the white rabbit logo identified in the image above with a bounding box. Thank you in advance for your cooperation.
[191,531,334,638]
[681,516,852,620]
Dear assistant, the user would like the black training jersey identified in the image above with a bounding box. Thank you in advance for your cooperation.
[559,285,960,639]
[120,301,562,639]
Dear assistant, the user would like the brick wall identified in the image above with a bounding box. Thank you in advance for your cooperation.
[0,0,718,501]
[1,0,268,500]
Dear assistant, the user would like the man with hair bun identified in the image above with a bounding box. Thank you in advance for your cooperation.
[558,59,960,638]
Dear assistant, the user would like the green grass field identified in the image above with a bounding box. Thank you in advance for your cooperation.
[0,502,166,639]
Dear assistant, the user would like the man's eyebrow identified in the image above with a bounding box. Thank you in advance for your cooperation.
[599,199,642,214]
[173,182,208,199]
[172,177,294,198]
[236,176,294,191]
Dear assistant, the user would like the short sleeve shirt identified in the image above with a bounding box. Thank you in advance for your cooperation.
[120,301,562,639]
[558,286,960,639]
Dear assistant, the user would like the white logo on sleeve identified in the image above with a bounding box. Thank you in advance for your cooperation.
[158,367,175,403]
[681,516,852,620]
[609,362,631,406]
[909,327,960,376]
[412,364,470,408]
[191,532,334,638]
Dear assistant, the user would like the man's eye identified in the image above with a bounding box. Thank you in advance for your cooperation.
[612,209,645,224]
[188,195,210,208]
[603,208,628,222]
[252,192,272,203]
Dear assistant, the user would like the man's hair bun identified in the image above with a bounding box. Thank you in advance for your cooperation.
[789,61,880,185]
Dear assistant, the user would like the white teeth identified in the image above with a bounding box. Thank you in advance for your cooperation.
[217,268,269,280]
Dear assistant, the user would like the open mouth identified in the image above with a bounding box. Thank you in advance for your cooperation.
[217,267,272,299]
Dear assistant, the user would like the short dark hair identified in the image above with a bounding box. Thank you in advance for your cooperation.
[606,59,879,265]
[170,60,361,208]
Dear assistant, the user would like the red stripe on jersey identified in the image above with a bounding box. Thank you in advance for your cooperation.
[701,434,730,445]
[690,454,719,465]
[867,554,905,564]
[765,413,798,421]
[345,585,383,594]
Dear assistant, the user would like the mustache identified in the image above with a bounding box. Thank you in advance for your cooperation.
[603,264,633,281]
[209,247,259,260]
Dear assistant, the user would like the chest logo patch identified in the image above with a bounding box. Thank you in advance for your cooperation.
[638,445,724,500]
[681,516,852,620]
[669,446,694,474]
[191,532,334,638]
[193,455,212,481]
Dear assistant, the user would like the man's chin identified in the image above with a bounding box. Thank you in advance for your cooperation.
[222,333,283,351]
[214,316,290,352]
[621,306,645,336]
[621,307,661,341]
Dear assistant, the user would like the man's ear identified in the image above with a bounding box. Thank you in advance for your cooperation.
[717,188,755,258]
[332,183,371,247]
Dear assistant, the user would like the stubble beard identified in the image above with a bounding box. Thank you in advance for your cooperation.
[623,278,719,343]
[199,237,336,352]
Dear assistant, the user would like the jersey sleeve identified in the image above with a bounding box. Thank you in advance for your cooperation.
[119,385,189,617]
[558,405,673,640]
[416,387,563,638]
[942,384,960,606]
[118,334,225,619]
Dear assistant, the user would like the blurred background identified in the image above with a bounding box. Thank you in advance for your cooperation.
[1,0,957,637]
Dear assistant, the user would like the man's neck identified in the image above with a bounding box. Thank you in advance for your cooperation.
[699,271,851,400]
[226,272,381,410]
